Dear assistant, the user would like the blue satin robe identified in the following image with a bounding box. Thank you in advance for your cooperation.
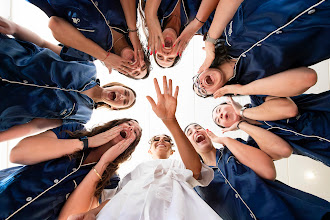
[194,148,330,220]
[27,0,134,61]
[209,0,330,85]
[247,91,330,167]
[0,123,120,220]
[0,35,97,131]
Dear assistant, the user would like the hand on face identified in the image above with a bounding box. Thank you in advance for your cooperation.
[205,129,226,145]
[103,53,136,75]
[198,42,215,74]
[0,16,17,35]
[227,96,242,115]
[221,121,240,134]
[213,84,243,98]
[121,48,148,79]
[146,76,179,121]
[172,21,197,56]
[146,17,165,55]
[128,31,144,67]
[213,103,241,128]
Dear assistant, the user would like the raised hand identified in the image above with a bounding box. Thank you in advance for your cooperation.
[103,53,135,75]
[0,16,17,35]
[88,124,132,148]
[213,84,243,98]
[198,42,215,73]
[146,76,179,121]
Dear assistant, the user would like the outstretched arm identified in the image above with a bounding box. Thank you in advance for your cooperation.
[0,118,62,143]
[48,16,134,74]
[59,137,136,220]
[0,16,61,54]
[227,96,299,122]
[199,0,243,72]
[147,76,202,179]
[174,0,219,55]
[207,129,276,180]
[10,123,131,165]
[214,67,317,98]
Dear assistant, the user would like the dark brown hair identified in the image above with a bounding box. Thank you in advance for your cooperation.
[66,118,142,197]
[95,82,136,110]
[209,41,231,68]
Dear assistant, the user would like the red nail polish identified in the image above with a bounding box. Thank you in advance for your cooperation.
[155,50,157,54]
[173,44,175,47]
[206,129,209,132]
[179,53,182,57]
[147,46,149,50]
[150,51,153,55]
[177,52,179,56]
[162,44,164,48]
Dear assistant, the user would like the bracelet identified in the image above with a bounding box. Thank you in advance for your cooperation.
[101,51,111,62]
[195,17,205,24]
[240,107,248,118]
[203,33,218,45]
[79,136,89,151]
[127,27,138,32]
[236,120,246,130]
[92,166,102,180]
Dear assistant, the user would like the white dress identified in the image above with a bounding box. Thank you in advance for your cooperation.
[97,159,222,220]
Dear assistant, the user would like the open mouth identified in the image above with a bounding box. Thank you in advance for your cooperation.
[120,130,127,138]
[164,37,172,48]
[195,134,205,143]
[205,75,214,85]
[109,92,116,101]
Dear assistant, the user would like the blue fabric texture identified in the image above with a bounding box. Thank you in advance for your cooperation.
[212,0,330,85]
[0,35,97,131]
[248,91,330,167]
[27,0,133,61]
[194,148,330,220]
[0,123,120,220]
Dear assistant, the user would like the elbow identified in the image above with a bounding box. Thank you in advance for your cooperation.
[302,68,317,88]
[285,102,299,118]
[261,166,276,181]
[48,16,62,40]
[9,145,22,164]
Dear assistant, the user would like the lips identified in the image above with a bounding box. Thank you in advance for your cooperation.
[195,134,205,143]
[205,75,214,85]
[109,92,116,101]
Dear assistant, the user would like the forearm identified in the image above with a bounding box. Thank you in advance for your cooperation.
[207,0,242,39]
[240,67,317,97]
[48,16,108,60]
[239,122,292,161]
[0,118,61,143]
[59,161,109,220]
[145,0,161,19]
[222,136,276,180]
[10,136,83,165]
[120,0,137,29]
[244,97,298,121]
[162,118,202,179]
[196,0,220,22]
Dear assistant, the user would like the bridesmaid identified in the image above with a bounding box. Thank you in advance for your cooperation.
[28,0,150,79]
[193,0,329,98]
[0,119,142,219]
[0,18,136,142]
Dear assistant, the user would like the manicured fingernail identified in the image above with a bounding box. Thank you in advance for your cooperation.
[173,44,175,47]
[179,53,182,57]
[147,46,149,50]
[206,129,209,132]
[162,44,164,48]
[155,50,157,54]
[177,52,179,56]
[150,51,153,55]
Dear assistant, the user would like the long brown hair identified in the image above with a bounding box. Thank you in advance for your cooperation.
[66,118,142,197]
[95,82,137,110]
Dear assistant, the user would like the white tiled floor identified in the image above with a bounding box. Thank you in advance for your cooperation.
[1,0,329,203]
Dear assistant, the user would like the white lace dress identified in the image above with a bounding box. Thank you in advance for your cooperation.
[97,159,222,220]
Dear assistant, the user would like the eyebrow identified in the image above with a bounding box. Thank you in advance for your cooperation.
[141,65,147,71]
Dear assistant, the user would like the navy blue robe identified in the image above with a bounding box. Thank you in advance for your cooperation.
[195,148,330,220]
[0,35,97,131]
[208,0,330,85]
[248,91,330,167]
[0,123,119,220]
[27,0,135,61]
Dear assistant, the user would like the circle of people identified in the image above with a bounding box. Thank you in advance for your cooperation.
[0,0,329,219]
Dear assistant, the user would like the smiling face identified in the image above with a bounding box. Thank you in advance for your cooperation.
[193,68,224,97]
[101,85,136,109]
[212,104,241,128]
[155,28,178,68]
[121,48,148,79]
[184,124,213,154]
[148,134,174,159]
